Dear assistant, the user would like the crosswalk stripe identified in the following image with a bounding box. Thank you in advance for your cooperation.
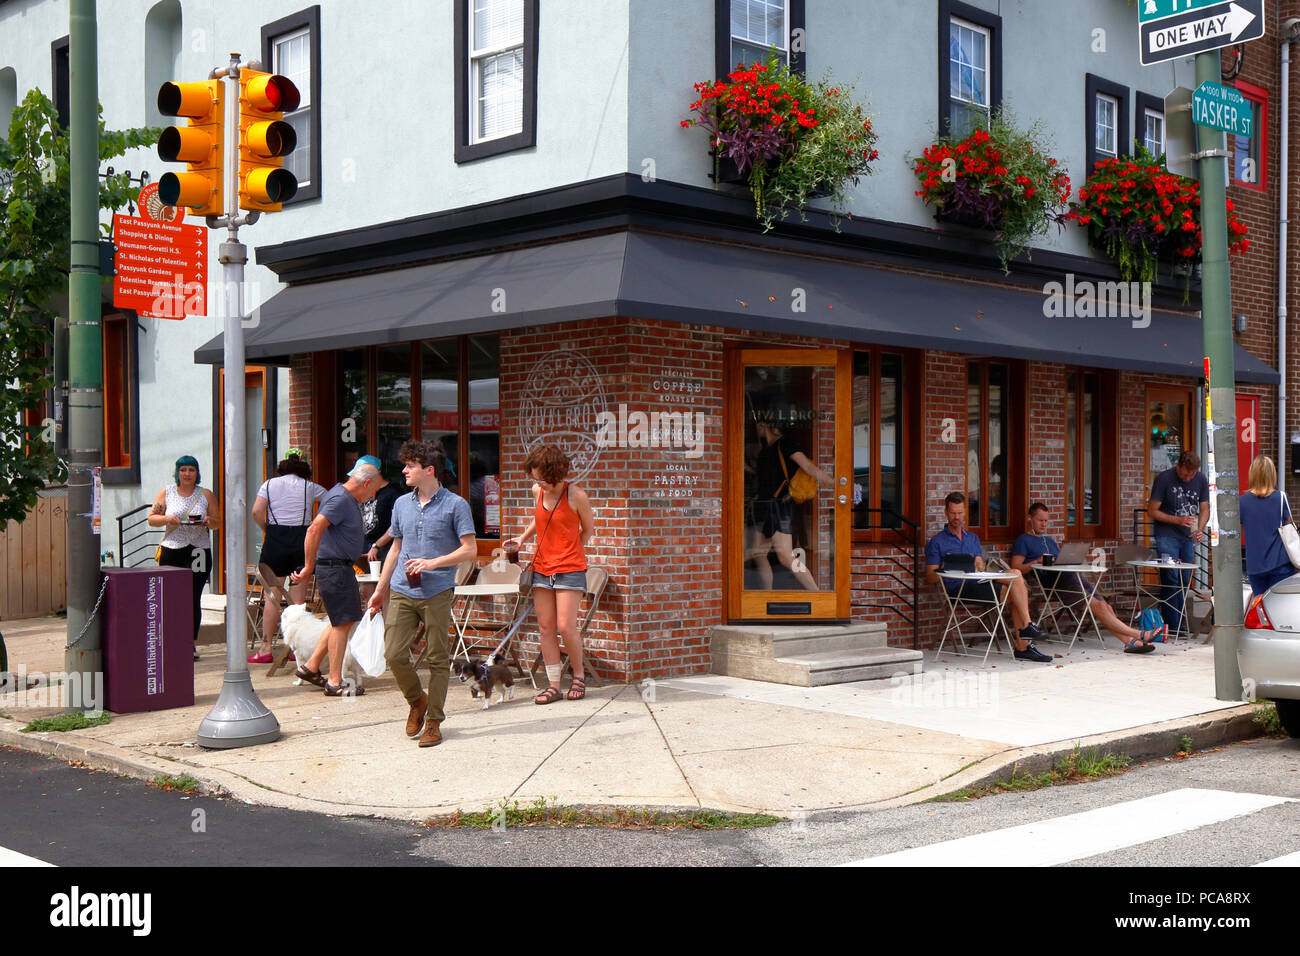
[1255,850,1300,867]
[842,788,1295,867]
[0,844,55,867]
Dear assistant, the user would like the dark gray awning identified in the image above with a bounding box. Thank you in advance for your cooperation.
[195,231,1278,384]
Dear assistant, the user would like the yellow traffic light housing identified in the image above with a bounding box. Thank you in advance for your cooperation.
[156,79,224,216]
[237,68,300,212]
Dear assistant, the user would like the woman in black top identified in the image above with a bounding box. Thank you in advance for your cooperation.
[363,460,405,565]
[749,416,829,590]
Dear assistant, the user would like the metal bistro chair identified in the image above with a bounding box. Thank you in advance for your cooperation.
[529,565,611,684]
[933,554,1012,664]
[409,557,478,669]
[1111,542,1155,626]
[1032,541,1090,640]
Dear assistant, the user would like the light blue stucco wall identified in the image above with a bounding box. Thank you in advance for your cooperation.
[0,0,1212,548]
[633,0,1200,257]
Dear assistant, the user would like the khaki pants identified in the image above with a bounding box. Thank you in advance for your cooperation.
[385,589,453,722]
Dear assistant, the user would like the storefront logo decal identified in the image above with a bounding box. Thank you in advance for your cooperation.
[595,404,705,459]
[520,350,609,481]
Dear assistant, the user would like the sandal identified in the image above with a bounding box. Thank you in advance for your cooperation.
[247,652,274,664]
[566,677,587,701]
[295,665,328,688]
[1124,637,1156,654]
[535,685,563,705]
[323,680,363,696]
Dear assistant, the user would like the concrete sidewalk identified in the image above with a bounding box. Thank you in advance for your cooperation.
[0,615,1260,821]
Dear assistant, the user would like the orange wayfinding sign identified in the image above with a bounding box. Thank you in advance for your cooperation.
[112,184,208,319]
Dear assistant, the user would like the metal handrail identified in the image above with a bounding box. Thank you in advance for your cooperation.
[117,503,161,568]
[855,506,921,649]
[1130,508,1211,589]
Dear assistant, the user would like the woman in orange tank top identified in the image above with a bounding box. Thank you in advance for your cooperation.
[505,444,595,702]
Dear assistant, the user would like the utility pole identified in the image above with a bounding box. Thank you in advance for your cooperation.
[1195,51,1244,701]
[63,0,103,710]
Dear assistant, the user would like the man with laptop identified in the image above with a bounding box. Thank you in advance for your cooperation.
[924,492,1052,662]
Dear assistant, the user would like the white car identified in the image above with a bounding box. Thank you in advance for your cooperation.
[1240,574,1300,736]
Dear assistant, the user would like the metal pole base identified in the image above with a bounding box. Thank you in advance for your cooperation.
[196,670,280,749]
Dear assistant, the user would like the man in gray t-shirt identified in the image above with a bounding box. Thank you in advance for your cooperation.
[291,458,380,694]
[1147,450,1210,633]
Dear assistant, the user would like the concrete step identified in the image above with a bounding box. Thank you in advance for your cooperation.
[710,622,924,686]
[710,622,890,656]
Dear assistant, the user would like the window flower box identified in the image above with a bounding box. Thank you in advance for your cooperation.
[1066,147,1250,289]
[911,111,1071,272]
[684,54,878,231]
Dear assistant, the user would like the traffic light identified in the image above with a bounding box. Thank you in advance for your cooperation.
[156,79,224,216]
[237,68,300,212]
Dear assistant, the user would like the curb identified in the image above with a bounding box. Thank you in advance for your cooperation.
[863,703,1265,810]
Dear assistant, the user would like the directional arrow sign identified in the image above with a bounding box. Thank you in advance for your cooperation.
[1139,0,1264,66]
[1193,81,1253,137]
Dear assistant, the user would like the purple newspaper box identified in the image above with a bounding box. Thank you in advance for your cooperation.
[102,567,195,713]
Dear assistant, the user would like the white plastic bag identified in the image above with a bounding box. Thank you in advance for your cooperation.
[349,609,387,678]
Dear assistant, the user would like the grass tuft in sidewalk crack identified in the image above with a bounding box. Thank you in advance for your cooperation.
[930,745,1133,802]
[151,774,202,793]
[424,797,782,830]
[20,711,111,733]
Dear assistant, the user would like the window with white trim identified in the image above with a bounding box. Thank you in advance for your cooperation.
[470,0,524,144]
[271,26,312,190]
[1143,108,1164,157]
[1095,93,1118,157]
[949,17,990,138]
[730,0,788,68]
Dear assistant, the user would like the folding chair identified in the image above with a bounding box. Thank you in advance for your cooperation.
[1110,543,1154,624]
[933,555,1015,664]
[244,566,265,649]
[530,565,611,683]
[444,560,532,683]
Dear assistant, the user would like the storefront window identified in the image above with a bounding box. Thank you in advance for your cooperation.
[468,334,501,537]
[420,338,461,486]
[967,359,1015,536]
[338,348,368,475]
[376,344,413,477]
[331,335,500,542]
[852,350,909,531]
[1067,372,1101,528]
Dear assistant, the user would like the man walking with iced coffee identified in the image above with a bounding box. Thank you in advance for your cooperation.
[369,440,476,747]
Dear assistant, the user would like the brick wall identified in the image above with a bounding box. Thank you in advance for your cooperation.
[288,353,314,466]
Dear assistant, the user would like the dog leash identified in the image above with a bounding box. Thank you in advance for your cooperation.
[477,598,534,677]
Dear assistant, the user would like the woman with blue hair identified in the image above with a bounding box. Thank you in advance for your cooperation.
[147,456,220,661]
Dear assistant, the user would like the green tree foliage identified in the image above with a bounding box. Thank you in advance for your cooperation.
[0,89,157,524]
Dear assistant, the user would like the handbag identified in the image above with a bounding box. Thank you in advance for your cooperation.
[1279,493,1300,569]
[776,448,818,504]
[348,609,387,678]
[519,483,568,597]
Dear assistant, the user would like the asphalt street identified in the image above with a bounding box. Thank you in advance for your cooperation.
[2,737,1297,868]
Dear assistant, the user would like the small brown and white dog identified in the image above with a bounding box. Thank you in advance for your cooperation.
[451,654,514,709]
[280,604,364,694]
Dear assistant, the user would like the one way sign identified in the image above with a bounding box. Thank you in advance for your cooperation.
[1139,0,1264,66]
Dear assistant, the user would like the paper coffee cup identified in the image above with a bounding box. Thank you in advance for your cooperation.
[369,560,380,576]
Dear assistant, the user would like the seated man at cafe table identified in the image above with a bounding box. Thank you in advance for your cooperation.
[1009,502,1166,653]
[924,492,1052,662]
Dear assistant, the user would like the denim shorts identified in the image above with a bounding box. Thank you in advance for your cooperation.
[533,570,587,592]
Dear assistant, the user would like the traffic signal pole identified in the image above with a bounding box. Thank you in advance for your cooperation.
[1194,52,1244,701]
[196,52,279,748]
[64,0,103,709]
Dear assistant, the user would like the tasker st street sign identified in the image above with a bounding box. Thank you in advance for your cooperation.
[1139,0,1264,66]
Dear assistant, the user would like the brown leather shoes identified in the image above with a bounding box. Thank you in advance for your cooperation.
[405,693,429,739]
[418,719,442,748]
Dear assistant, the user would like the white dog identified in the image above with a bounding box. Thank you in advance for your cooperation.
[279,604,364,694]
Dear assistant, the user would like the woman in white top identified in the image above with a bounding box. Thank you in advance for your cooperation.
[147,455,220,661]
[249,450,327,661]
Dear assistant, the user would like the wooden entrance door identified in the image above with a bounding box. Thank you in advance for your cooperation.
[725,348,852,621]
[1145,385,1195,495]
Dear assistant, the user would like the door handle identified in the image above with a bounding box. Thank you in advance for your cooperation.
[838,495,848,505]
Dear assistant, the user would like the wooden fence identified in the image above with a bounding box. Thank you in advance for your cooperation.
[1,489,68,620]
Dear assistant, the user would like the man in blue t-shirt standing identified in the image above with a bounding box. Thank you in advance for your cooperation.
[291,457,381,695]
[924,492,1052,662]
[1147,451,1210,633]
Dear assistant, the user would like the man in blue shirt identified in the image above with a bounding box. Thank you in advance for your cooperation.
[1147,451,1210,632]
[1010,502,1163,651]
[924,492,1051,662]
[291,458,381,695]
[369,440,476,748]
